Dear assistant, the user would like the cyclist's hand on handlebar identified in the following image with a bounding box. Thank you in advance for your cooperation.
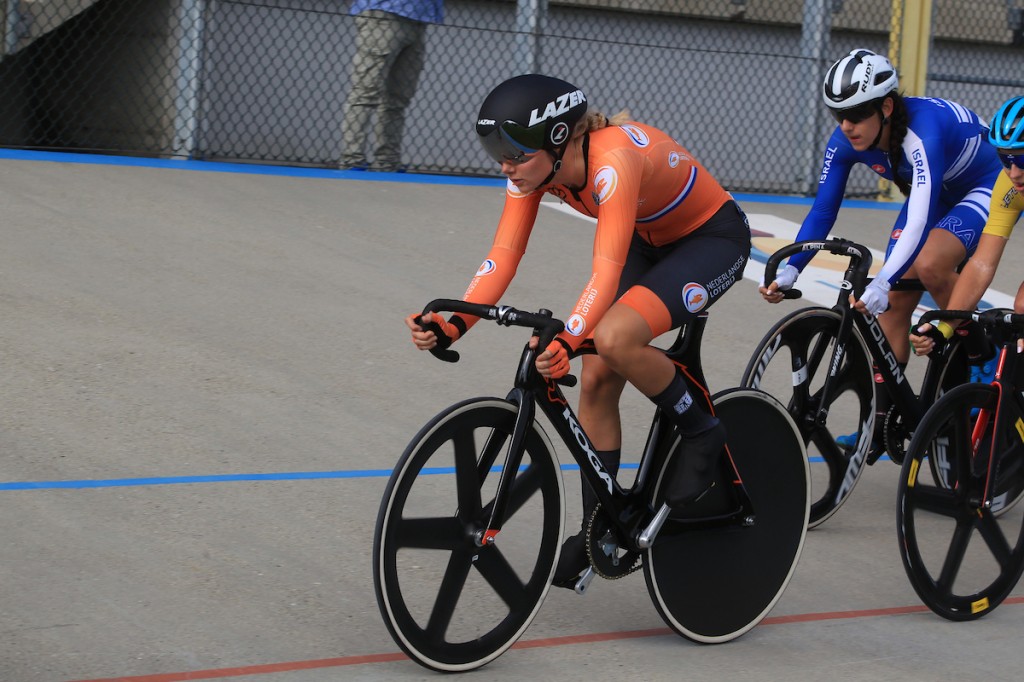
[758,264,800,304]
[853,279,891,317]
[405,312,460,351]
[532,337,572,379]
[910,322,951,357]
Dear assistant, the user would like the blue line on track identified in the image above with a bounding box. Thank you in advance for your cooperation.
[1,470,394,490]
[0,148,506,186]
[1,459,850,491]
[1,148,901,209]
[0,465,629,490]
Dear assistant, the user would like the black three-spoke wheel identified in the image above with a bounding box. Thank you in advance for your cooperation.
[897,383,1024,620]
[373,398,563,671]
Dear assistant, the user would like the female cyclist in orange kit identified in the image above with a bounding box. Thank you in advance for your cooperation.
[406,74,751,585]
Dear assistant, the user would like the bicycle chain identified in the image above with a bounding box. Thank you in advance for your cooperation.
[584,505,643,580]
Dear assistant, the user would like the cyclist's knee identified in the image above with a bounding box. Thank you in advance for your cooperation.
[593,332,635,373]
[914,263,956,294]
[592,312,650,370]
[915,240,965,292]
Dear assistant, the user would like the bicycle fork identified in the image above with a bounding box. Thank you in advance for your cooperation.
[472,387,536,548]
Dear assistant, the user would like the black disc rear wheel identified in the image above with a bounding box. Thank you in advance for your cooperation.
[644,388,809,641]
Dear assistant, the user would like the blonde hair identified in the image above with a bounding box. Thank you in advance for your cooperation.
[584,109,632,132]
[564,109,631,146]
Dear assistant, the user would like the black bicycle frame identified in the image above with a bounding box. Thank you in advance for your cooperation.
[764,238,957,449]
[530,336,750,551]
[921,308,1024,509]
[850,307,921,425]
[420,299,751,553]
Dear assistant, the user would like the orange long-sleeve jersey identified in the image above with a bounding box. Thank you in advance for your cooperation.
[456,122,731,349]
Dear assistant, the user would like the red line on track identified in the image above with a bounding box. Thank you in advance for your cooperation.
[69,597,1024,682]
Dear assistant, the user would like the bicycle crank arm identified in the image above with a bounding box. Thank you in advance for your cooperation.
[637,502,671,549]
[573,566,597,595]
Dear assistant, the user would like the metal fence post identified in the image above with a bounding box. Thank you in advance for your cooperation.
[171,0,206,159]
[515,0,547,75]
[798,0,833,195]
[1010,1,1024,46]
[4,0,20,56]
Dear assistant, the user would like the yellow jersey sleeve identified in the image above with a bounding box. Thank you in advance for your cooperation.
[982,172,1024,239]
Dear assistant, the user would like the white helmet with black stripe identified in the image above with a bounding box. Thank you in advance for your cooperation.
[822,49,899,111]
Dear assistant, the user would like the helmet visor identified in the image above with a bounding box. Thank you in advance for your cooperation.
[479,120,548,164]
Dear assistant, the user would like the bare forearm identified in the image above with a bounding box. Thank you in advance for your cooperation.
[943,234,1008,323]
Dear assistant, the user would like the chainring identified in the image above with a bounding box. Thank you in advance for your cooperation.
[883,405,907,465]
[584,504,642,579]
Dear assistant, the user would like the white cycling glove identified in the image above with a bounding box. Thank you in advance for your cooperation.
[765,264,800,291]
[858,279,891,316]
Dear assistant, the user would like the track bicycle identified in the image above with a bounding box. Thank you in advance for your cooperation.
[742,238,972,527]
[896,308,1024,620]
[373,299,809,672]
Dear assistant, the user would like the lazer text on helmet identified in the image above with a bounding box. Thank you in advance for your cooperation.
[528,90,587,127]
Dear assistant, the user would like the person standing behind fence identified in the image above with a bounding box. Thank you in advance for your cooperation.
[340,1,444,171]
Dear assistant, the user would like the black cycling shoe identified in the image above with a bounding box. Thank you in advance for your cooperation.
[551,531,589,588]
[664,421,726,508]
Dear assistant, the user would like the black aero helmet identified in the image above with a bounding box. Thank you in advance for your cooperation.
[476,74,590,165]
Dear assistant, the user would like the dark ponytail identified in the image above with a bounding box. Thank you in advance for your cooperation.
[886,94,911,197]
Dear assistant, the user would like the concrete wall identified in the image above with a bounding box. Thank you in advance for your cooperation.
[0,0,188,152]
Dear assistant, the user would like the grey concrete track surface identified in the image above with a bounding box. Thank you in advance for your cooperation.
[1,158,1023,681]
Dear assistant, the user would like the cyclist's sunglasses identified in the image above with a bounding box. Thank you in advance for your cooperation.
[829,102,880,125]
[478,120,546,164]
[998,151,1024,171]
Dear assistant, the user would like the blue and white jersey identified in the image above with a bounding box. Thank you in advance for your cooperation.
[789,97,1003,285]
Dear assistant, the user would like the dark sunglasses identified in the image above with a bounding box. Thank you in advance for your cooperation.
[998,152,1024,171]
[830,103,879,125]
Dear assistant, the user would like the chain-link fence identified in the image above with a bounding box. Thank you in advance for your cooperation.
[1,0,1022,195]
